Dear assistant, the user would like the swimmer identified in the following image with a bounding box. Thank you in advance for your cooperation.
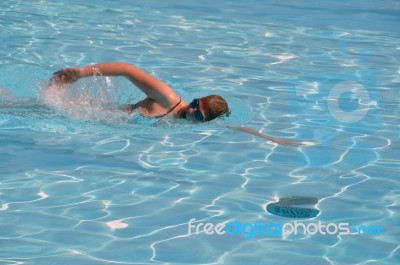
[50,62,312,145]
[50,62,228,122]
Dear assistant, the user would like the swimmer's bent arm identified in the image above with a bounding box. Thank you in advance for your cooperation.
[52,62,179,108]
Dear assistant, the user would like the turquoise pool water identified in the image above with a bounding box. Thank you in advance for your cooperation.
[1,0,399,264]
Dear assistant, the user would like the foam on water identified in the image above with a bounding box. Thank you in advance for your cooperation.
[37,74,132,123]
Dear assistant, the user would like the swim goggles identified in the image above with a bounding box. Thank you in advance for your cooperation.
[189,98,204,122]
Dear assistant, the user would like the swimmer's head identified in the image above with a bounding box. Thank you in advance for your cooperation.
[184,95,229,122]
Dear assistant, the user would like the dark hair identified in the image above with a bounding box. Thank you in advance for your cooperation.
[200,95,229,121]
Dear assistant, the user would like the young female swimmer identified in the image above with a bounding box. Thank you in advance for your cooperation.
[51,62,311,145]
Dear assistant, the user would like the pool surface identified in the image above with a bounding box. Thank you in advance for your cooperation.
[1,0,399,264]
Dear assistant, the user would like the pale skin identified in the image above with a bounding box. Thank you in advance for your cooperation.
[51,62,311,145]
[51,62,203,122]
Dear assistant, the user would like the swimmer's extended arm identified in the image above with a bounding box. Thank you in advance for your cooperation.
[51,62,179,108]
[228,126,314,146]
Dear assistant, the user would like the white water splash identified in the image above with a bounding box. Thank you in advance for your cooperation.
[37,75,132,123]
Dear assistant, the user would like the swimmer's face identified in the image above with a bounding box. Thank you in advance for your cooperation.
[184,95,229,122]
[186,98,205,122]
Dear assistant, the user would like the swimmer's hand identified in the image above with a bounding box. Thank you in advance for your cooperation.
[49,68,80,87]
